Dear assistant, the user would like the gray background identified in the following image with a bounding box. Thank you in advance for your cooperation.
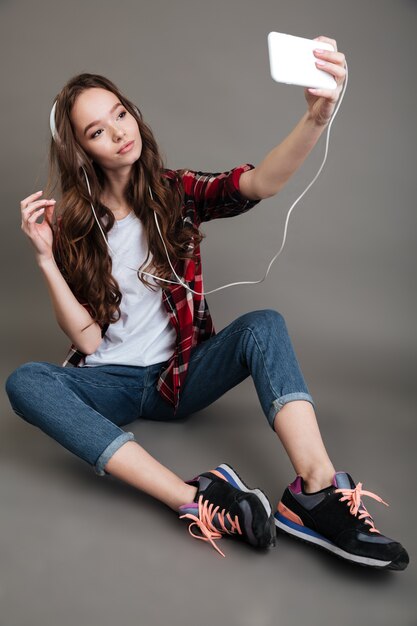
[1,0,416,624]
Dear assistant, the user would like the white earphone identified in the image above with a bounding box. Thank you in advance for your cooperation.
[49,63,348,296]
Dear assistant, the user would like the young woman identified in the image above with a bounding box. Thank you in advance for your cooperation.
[5,36,408,568]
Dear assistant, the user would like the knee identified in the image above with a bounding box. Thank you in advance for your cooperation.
[5,361,48,405]
[243,308,287,334]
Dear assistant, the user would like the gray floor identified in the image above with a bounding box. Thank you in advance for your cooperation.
[2,358,416,626]
[1,0,416,622]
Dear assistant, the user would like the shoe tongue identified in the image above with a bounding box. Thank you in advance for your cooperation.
[332,471,356,490]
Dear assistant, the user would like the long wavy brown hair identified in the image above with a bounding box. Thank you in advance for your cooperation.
[45,72,205,329]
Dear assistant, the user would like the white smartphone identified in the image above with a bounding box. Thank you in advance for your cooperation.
[267,32,337,90]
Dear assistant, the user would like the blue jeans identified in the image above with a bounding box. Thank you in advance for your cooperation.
[5,309,315,477]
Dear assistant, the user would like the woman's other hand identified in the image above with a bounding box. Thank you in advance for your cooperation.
[20,190,56,264]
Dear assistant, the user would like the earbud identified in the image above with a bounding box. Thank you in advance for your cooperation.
[49,100,59,143]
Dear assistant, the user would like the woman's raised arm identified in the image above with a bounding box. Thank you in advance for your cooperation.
[20,191,102,355]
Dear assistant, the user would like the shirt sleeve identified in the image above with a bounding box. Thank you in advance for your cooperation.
[179,163,261,225]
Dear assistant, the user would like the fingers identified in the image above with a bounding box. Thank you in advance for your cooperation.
[313,54,347,82]
[25,199,56,217]
[307,87,339,101]
[21,195,56,228]
[314,35,338,52]
[312,36,346,71]
[312,45,347,89]
[313,49,346,66]
[21,195,56,214]
[21,190,43,210]
[27,206,46,223]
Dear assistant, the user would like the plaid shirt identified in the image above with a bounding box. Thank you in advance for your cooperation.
[54,162,261,414]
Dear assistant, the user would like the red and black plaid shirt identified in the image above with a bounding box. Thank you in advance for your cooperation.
[54,163,261,414]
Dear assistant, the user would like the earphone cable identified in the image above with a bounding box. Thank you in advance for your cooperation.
[81,61,348,296]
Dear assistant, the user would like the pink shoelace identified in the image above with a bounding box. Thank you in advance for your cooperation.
[179,494,243,557]
[334,482,389,533]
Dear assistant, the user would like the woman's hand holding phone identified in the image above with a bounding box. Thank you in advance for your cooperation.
[304,35,347,126]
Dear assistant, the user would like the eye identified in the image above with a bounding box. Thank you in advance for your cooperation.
[90,111,127,139]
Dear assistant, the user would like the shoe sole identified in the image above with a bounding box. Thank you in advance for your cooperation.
[275,513,407,570]
[216,464,276,548]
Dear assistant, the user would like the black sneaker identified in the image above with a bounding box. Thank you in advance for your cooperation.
[178,463,276,557]
[274,471,409,570]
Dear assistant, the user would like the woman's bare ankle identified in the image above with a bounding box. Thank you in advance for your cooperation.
[103,440,198,511]
[302,465,336,493]
[170,484,198,512]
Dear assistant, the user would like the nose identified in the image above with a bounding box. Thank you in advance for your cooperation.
[112,122,126,140]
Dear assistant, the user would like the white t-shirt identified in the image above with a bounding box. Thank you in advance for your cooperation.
[83,211,177,367]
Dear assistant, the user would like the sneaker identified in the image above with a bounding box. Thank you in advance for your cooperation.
[274,471,409,570]
[178,463,276,557]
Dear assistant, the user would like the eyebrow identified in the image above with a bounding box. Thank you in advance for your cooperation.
[83,102,123,136]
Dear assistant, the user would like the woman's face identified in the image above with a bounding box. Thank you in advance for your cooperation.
[71,87,142,171]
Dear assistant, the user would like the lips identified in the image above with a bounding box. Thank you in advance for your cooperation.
[118,140,134,154]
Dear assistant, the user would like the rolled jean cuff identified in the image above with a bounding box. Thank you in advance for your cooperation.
[94,431,136,476]
[268,393,316,430]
